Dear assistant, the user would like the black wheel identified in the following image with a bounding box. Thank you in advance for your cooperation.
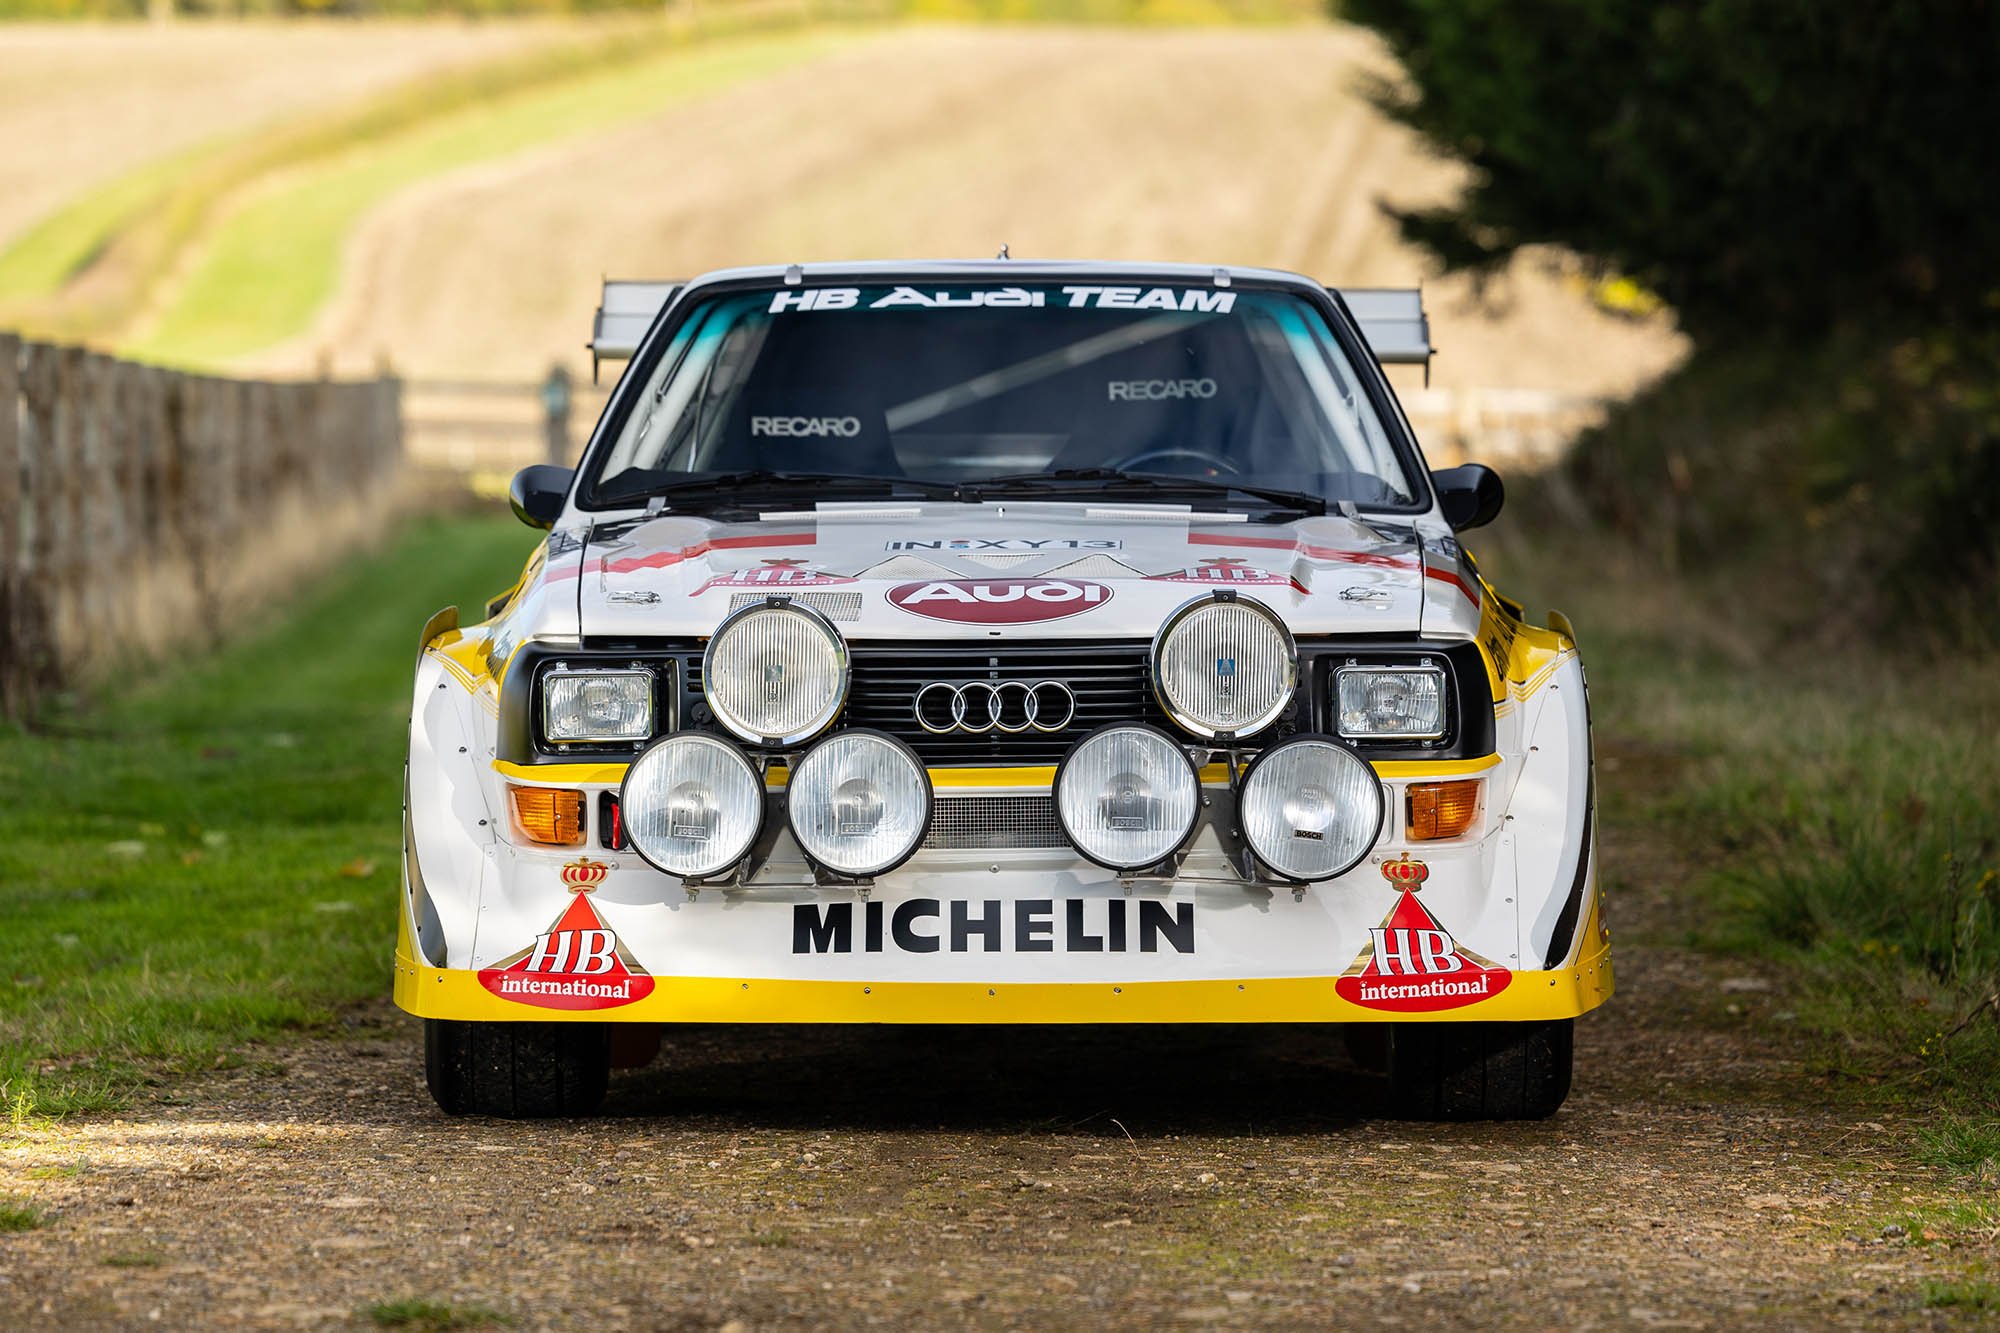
[424,1019,611,1118]
[1343,1023,1391,1074]
[1386,1019,1573,1120]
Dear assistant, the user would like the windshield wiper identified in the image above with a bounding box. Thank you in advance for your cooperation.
[966,467,1327,517]
[601,469,962,510]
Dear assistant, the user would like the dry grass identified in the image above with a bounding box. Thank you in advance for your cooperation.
[246,24,1686,392]
[0,20,569,254]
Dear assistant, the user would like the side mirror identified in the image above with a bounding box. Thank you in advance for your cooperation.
[509,464,573,530]
[1431,463,1504,531]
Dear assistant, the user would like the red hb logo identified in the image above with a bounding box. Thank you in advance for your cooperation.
[525,928,617,976]
[1380,854,1429,889]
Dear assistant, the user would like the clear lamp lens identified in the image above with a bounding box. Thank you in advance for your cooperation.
[1335,666,1446,739]
[544,670,653,742]
[703,603,848,744]
[787,732,931,876]
[622,734,764,878]
[1055,725,1200,870]
[1240,737,1384,881]
[1153,597,1296,738]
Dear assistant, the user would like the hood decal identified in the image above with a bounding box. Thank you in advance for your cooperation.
[887,578,1114,624]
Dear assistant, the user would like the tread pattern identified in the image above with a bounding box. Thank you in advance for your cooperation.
[425,1019,611,1118]
[1387,1019,1573,1120]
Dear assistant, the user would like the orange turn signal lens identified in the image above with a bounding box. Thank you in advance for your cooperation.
[1407,780,1480,841]
[508,785,585,846]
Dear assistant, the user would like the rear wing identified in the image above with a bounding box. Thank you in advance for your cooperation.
[591,280,679,379]
[589,278,1430,377]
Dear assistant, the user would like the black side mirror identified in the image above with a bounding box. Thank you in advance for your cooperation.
[509,464,573,530]
[1431,463,1505,531]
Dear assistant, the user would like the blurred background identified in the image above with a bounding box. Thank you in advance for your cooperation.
[1,0,1996,1170]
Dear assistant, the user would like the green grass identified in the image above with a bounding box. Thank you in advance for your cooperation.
[363,1299,513,1330]
[0,512,536,1117]
[0,1198,47,1232]
[1918,1120,2000,1177]
[1480,522,2000,1111]
[1923,1277,2000,1311]
[102,1250,165,1269]
[127,26,845,365]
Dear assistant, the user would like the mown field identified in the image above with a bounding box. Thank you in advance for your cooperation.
[0,15,1685,396]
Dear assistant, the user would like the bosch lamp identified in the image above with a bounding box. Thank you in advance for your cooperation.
[1054,724,1200,870]
[1150,594,1297,739]
[1237,737,1384,881]
[701,600,850,746]
[620,733,765,879]
[785,731,933,876]
[542,666,654,743]
[1334,663,1446,740]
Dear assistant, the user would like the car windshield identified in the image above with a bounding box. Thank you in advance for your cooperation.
[589,282,1418,510]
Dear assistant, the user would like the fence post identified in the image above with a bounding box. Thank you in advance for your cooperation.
[0,334,19,720]
[541,365,573,467]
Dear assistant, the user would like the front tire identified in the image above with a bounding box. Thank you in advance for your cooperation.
[424,1019,611,1118]
[1387,1019,1573,1120]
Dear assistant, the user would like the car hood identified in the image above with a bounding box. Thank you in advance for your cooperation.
[558,502,1478,641]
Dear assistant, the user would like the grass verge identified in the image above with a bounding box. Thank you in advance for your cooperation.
[1480,518,2000,1113]
[0,512,535,1118]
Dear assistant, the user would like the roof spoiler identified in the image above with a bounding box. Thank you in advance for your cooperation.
[589,279,1431,378]
[590,280,680,380]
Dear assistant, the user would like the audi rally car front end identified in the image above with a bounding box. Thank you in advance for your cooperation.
[398,262,1609,1119]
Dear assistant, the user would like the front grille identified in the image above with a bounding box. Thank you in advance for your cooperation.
[923,795,1066,850]
[843,640,1166,765]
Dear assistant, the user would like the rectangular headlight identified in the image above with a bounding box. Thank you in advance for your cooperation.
[543,667,655,743]
[1334,664,1447,740]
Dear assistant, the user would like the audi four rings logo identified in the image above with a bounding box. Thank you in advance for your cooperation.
[914,681,1077,735]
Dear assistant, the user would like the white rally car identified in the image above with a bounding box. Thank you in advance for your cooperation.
[400,261,1609,1119]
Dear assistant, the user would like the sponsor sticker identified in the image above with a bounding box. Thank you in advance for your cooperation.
[1146,556,1292,587]
[477,873,654,1011]
[1108,378,1218,402]
[886,578,1113,624]
[749,415,861,438]
[1334,862,1512,1013]
[885,538,1123,552]
[769,287,1236,314]
[792,898,1194,955]
[695,558,857,595]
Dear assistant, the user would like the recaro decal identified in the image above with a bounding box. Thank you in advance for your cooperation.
[1107,378,1218,402]
[886,578,1113,624]
[476,859,655,1011]
[749,416,861,438]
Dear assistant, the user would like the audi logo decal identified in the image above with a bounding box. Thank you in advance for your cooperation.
[914,680,1077,735]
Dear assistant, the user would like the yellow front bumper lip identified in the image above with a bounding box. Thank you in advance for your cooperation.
[394,943,1611,1025]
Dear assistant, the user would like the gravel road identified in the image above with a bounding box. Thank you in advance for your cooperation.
[0,765,1981,1330]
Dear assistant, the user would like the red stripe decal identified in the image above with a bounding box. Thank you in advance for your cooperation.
[1190,531,1296,550]
[547,532,816,582]
[1425,563,1480,607]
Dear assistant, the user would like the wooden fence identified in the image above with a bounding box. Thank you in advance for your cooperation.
[0,335,402,722]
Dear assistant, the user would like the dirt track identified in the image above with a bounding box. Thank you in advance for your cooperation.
[276,25,1685,395]
[0,744,1975,1330]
